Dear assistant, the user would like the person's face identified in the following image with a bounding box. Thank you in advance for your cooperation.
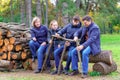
[83,20,91,27]
[72,20,79,26]
[51,22,58,30]
[34,19,41,27]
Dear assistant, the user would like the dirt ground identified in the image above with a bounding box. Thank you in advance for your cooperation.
[0,62,120,80]
[0,69,120,80]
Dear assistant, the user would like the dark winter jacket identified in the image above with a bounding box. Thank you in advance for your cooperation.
[58,22,82,46]
[48,28,63,46]
[74,22,101,55]
[30,25,48,44]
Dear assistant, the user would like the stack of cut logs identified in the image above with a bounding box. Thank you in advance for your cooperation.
[0,22,32,70]
[0,22,117,75]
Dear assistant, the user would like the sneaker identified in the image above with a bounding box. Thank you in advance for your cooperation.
[34,69,41,73]
[68,70,79,76]
[51,70,58,75]
[81,74,88,78]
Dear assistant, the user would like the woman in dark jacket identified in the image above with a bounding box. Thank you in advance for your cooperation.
[29,17,48,73]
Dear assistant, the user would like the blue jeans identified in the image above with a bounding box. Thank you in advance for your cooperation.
[71,46,91,74]
[37,45,47,70]
[29,40,48,70]
[29,40,40,58]
[45,44,59,68]
[54,45,75,70]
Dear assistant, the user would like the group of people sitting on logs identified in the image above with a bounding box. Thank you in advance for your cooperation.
[29,15,101,78]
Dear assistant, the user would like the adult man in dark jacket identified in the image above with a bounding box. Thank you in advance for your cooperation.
[69,15,101,78]
[51,15,82,75]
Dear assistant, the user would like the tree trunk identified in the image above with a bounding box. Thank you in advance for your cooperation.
[41,0,45,24]
[36,0,42,19]
[50,50,113,65]
[75,0,81,9]
[10,0,14,22]
[20,0,25,24]
[45,0,48,27]
[62,2,69,25]
[25,0,32,28]
[55,0,58,20]
[86,0,90,14]
[93,61,117,75]
[89,50,113,65]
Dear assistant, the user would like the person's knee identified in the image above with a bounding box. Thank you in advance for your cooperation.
[82,51,89,57]
[71,48,77,56]
[29,40,35,47]
[54,48,61,57]
[54,50,58,57]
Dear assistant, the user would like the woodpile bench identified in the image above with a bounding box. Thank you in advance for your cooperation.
[60,50,117,75]
[32,48,117,75]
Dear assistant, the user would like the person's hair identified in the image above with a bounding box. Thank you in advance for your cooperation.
[49,20,58,29]
[82,15,92,21]
[72,15,80,22]
[32,17,41,27]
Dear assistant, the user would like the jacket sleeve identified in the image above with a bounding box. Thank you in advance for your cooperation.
[57,25,68,36]
[74,27,82,38]
[82,28,99,48]
[44,27,49,43]
[47,29,52,42]
[30,28,35,39]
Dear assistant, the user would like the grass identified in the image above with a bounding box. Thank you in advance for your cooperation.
[101,34,120,61]
[100,34,120,76]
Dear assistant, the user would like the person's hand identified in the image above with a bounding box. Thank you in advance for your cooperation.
[76,45,84,51]
[55,33,60,38]
[32,37,37,41]
[58,44,61,48]
[49,40,52,44]
[41,42,46,46]
[74,37,78,42]
[65,41,70,46]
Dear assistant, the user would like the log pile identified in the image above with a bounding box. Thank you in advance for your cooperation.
[0,22,32,70]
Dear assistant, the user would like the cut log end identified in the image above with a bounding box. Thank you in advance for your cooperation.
[22,58,32,70]
[93,61,117,75]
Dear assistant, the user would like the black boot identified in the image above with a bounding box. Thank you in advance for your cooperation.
[68,70,79,76]
[81,73,88,78]
[51,70,58,75]
[63,69,69,75]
